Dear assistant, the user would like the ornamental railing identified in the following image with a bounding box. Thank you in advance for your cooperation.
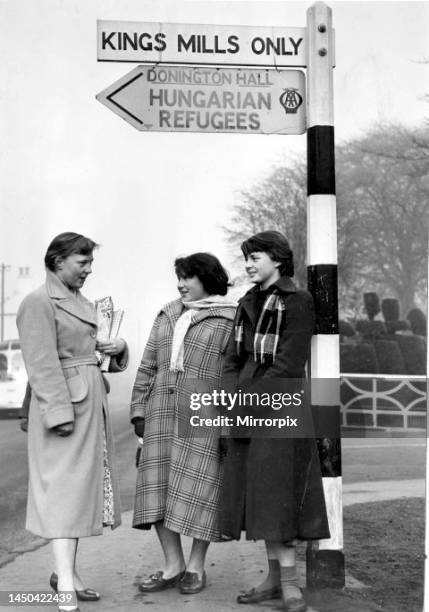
[340,374,427,431]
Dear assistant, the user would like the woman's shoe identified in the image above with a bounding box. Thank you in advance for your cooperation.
[178,571,206,594]
[138,570,185,592]
[282,593,307,612]
[237,585,282,603]
[50,572,100,602]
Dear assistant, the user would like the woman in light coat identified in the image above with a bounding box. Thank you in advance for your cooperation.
[17,232,128,612]
[131,253,235,596]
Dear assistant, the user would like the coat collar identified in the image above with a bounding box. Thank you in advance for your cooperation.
[240,275,296,302]
[238,276,297,327]
[45,270,97,327]
[161,298,235,329]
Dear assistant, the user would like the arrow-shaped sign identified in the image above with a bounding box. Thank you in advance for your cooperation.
[100,69,147,127]
[96,65,306,135]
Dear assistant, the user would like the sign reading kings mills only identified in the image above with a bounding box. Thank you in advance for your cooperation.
[97,20,307,67]
[96,65,306,135]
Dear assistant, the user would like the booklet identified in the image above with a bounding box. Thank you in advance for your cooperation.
[95,296,124,372]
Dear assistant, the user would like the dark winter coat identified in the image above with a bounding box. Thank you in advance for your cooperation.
[219,276,330,542]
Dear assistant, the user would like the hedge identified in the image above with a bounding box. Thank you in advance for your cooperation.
[395,335,426,375]
[340,343,378,374]
[374,340,406,375]
[355,319,386,340]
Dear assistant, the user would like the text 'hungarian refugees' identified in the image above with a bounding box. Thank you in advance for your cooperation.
[96,65,306,135]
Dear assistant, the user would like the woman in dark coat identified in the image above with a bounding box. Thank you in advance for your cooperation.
[131,253,236,595]
[220,231,330,612]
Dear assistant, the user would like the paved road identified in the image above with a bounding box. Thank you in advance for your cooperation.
[0,406,136,566]
[0,405,136,501]
[0,406,425,566]
[341,437,426,483]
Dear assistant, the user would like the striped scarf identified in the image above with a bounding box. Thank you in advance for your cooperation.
[235,289,285,364]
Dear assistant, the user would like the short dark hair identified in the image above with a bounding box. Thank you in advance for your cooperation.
[241,230,294,277]
[174,253,229,296]
[44,232,98,271]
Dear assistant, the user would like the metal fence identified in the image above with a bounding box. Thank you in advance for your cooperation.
[340,374,427,431]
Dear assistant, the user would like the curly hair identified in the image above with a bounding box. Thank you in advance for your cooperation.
[174,252,229,296]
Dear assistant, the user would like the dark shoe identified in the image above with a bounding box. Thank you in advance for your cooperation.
[50,572,100,602]
[138,570,185,593]
[178,571,206,594]
[74,589,100,602]
[237,585,282,603]
[282,594,307,612]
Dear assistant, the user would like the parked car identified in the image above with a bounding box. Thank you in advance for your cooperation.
[0,339,27,417]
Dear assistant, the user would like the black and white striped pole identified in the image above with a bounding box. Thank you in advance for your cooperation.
[424,245,428,611]
[305,2,345,588]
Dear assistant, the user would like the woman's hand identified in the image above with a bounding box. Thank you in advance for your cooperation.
[132,417,145,438]
[54,422,74,437]
[96,337,126,356]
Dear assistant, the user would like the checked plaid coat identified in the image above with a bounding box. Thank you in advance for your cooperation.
[131,298,235,541]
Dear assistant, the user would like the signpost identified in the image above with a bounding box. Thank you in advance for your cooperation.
[96,2,343,590]
[96,65,306,134]
[305,2,344,588]
[98,20,306,67]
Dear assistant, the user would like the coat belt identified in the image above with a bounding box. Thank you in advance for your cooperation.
[60,355,99,369]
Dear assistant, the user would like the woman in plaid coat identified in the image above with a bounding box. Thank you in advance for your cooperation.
[130,253,235,596]
[219,231,329,612]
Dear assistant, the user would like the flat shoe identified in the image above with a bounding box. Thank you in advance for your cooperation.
[282,595,307,612]
[139,570,185,592]
[178,571,206,594]
[74,589,100,602]
[237,585,282,603]
[50,572,100,602]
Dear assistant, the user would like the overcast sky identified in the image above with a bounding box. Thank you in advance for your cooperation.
[1,0,428,371]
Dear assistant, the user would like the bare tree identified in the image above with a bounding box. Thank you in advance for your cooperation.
[336,126,428,314]
[348,122,429,178]
[226,124,428,315]
[225,161,308,287]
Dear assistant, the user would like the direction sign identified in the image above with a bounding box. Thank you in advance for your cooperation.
[96,65,306,135]
[97,20,307,68]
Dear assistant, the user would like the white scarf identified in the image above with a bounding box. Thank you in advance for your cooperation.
[169,295,237,372]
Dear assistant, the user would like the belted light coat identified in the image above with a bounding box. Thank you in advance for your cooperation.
[16,271,128,539]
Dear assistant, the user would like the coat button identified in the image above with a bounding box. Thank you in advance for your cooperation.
[169,388,174,394]
[90,331,97,338]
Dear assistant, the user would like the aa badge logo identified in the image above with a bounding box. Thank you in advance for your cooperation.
[279,88,303,114]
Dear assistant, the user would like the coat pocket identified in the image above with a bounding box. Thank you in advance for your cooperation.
[65,372,89,403]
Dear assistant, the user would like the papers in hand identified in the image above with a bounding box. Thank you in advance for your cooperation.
[95,296,124,372]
